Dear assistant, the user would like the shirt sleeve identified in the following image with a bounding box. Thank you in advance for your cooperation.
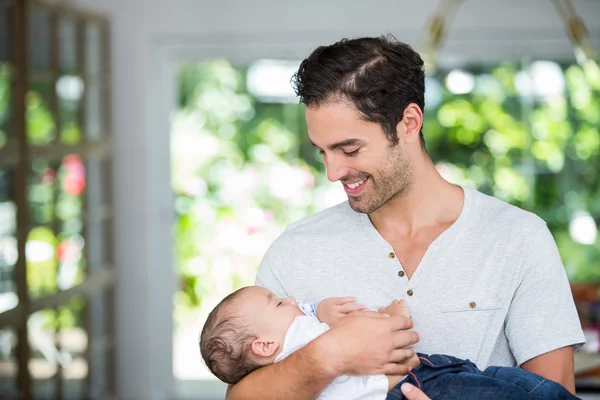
[255,234,291,297]
[505,222,586,366]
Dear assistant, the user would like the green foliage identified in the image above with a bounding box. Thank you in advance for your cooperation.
[172,59,600,325]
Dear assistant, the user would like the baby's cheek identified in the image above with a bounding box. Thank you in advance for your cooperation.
[289,306,304,318]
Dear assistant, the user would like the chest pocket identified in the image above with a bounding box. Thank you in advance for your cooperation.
[440,297,504,313]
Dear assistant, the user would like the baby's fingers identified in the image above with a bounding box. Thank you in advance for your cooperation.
[339,303,366,313]
[330,296,358,305]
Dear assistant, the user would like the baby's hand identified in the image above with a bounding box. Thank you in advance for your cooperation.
[379,300,411,318]
[316,297,366,326]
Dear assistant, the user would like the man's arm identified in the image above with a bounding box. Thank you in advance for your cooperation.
[504,222,584,394]
[521,346,575,394]
[226,336,334,400]
[225,313,419,400]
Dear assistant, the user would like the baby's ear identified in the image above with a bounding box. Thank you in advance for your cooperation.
[251,339,280,358]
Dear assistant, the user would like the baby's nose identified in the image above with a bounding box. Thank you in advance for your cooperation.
[283,297,297,305]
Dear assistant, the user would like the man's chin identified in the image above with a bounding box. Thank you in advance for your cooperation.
[348,198,373,214]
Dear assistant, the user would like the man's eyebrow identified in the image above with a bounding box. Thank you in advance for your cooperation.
[310,138,362,151]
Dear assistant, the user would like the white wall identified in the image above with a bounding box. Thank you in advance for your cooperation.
[63,0,600,398]
[75,0,600,61]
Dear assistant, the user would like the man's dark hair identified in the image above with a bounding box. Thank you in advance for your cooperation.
[292,35,426,148]
[199,288,262,384]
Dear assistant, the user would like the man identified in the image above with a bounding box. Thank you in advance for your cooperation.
[225,36,585,399]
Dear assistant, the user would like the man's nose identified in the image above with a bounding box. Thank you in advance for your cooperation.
[325,156,351,183]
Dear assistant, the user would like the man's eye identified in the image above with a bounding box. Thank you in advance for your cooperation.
[344,149,359,157]
[318,149,325,155]
[277,301,282,307]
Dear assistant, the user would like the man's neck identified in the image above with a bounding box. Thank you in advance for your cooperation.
[368,158,464,238]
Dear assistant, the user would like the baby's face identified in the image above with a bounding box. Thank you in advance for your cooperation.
[238,286,304,343]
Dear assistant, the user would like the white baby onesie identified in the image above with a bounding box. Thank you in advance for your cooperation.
[274,312,389,400]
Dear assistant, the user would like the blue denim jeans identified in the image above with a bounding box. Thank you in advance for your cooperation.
[386,353,579,400]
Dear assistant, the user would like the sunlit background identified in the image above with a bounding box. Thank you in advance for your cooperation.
[171,57,600,382]
[1,0,600,399]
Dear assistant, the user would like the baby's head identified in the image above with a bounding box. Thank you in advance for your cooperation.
[199,286,303,384]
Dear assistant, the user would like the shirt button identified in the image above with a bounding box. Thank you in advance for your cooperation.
[388,252,395,259]
[469,301,477,309]
[398,271,405,277]
[407,289,414,296]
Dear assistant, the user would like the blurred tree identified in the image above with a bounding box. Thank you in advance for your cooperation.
[171,58,600,326]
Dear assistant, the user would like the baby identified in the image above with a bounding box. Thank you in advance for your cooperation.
[200,286,578,399]
[199,285,416,397]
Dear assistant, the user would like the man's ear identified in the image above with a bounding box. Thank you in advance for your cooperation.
[251,339,280,358]
[396,103,423,145]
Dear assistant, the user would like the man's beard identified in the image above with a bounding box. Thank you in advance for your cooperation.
[348,150,414,214]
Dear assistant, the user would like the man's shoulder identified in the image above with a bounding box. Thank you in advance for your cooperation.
[468,187,547,235]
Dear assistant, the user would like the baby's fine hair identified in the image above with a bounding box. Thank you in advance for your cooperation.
[199,287,263,384]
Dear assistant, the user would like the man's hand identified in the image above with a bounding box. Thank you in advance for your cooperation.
[316,311,420,377]
[316,297,365,326]
[378,300,421,370]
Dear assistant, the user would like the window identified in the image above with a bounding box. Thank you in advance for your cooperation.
[0,1,114,398]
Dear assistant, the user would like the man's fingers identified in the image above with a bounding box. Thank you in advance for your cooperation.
[401,383,432,400]
[387,348,417,363]
[339,303,366,313]
[393,330,420,349]
[388,315,414,331]
[380,362,413,376]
